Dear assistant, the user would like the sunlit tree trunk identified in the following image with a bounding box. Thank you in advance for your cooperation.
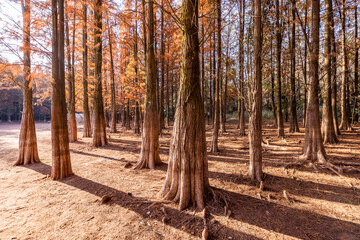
[248,0,263,182]
[303,0,308,127]
[160,0,209,210]
[134,5,140,134]
[210,0,221,152]
[239,0,246,135]
[51,0,73,179]
[135,0,161,169]
[276,0,284,137]
[322,0,338,144]
[353,0,359,123]
[66,9,77,142]
[16,0,40,165]
[109,26,117,133]
[339,0,351,130]
[82,0,91,138]
[289,0,299,133]
[92,0,107,147]
[302,0,327,163]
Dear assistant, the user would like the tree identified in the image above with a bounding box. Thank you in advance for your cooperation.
[51,0,73,179]
[301,0,327,162]
[275,0,285,137]
[339,0,351,130]
[135,0,161,169]
[289,0,299,133]
[247,0,263,182]
[321,0,337,144]
[109,26,117,133]
[15,0,40,165]
[82,0,91,138]
[160,0,209,210]
[92,0,107,147]
[210,0,221,152]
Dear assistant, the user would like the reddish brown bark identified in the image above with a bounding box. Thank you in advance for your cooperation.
[51,0,73,179]
[135,0,161,169]
[16,0,40,166]
[160,0,209,210]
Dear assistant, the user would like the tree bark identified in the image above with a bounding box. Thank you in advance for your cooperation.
[303,0,308,127]
[82,0,91,138]
[322,0,338,144]
[276,0,285,137]
[289,0,299,133]
[51,0,73,179]
[160,0,209,210]
[339,0,351,130]
[302,0,327,163]
[16,0,40,165]
[210,0,221,152]
[66,9,77,142]
[247,0,263,182]
[135,0,161,169]
[109,26,117,133]
[354,0,359,123]
[92,0,107,147]
[239,0,246,135]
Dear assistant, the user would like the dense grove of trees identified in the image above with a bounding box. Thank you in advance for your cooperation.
[1,0,360,210]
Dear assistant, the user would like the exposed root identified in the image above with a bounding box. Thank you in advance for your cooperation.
[201,208,208,240]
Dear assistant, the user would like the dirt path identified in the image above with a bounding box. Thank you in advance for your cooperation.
[0,121,359,239]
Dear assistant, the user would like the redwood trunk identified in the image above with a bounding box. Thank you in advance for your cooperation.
[160,0,209,210]
[248,0,263,182]
[302,0,327,163]
[109,27,117,133]
[82,0,91,138]
[135,0,161,169]
[16,0,40,165]
[210,0,221,152]
[322,0,338,144]
[92,0,107,147]
[51,0,73,179]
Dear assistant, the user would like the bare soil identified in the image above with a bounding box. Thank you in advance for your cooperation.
[0,120,359,240]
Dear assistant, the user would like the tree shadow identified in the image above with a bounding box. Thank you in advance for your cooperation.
[209,188,360,240]
[23,163,260,240]
[209,171,360,205]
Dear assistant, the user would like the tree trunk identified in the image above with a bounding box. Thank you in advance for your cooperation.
[82,0,91,138]
[51,0,73,179]
[109,27,117,133]
[248,0,263,182]
[322,0,338,144]
[160,0,209,210]
[135,0,161,169]
[354,0,359,123]
[158,0,165,134]
[239,0,246,136]
[92,0,107,147]
[302,0,327,163]
[16,0,40,165]
[270,37,277,128]
[276,0,285,137]
[289,0,299,133]
[339,0,351,130]
[303,0,308,127]
[66,10,77,142]
[210,0,221,152]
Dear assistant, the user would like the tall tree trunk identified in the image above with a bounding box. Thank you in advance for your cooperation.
[166,46,170,127]
[303,0,308,127]
[109,27,117,133]
[210,0,221,152]
[66,10,77,142]
[135,0,161,169]
[339,0,351,130]
[160,0,209,210]
[270,37,277,128]
[322,0,338,144]
[159,0,165,134]
[239,0,246,135]
[302,0,327,163]
[353,0,359,123]
[289,0,299,133]
[134,5,141,134]
[248,0,263,182]
[92,0,107,147]
[330,1,340,135]
[51,0,73,179]
[82,0,91,138]
[276,0,285,137]
[16,0,40,165]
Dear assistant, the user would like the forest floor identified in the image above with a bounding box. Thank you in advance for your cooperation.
[0,119,360,240]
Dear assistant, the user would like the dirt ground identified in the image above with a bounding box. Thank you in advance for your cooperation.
[0,120,360,240]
